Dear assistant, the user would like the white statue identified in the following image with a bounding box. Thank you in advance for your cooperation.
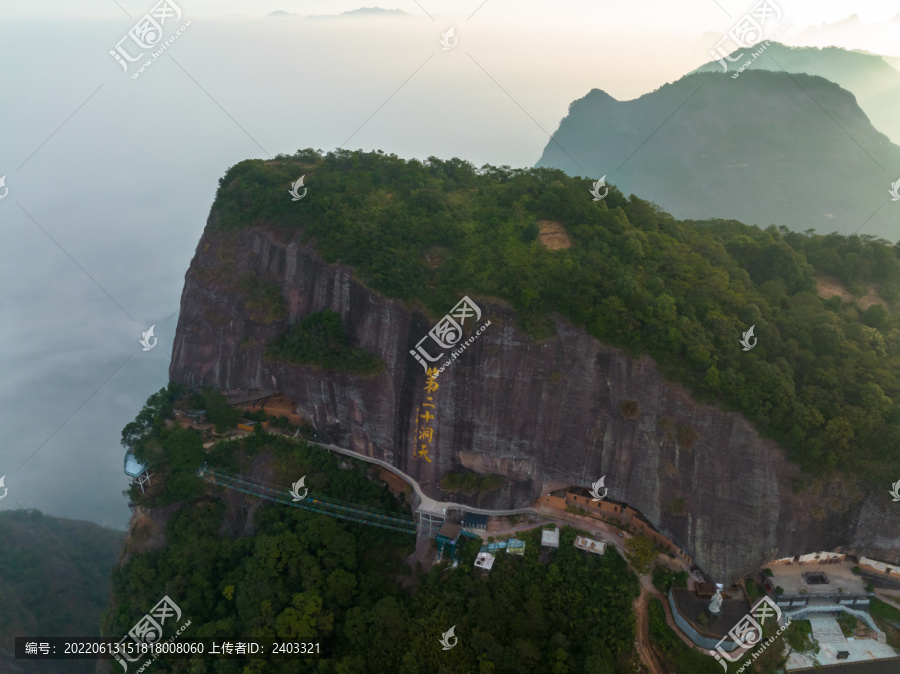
[708,588,723,615]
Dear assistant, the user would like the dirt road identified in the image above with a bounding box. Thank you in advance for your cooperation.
[633,584,665,674]
[488,514,705,669]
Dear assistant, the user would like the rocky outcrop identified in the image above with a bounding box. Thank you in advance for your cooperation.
[170,223,900,583]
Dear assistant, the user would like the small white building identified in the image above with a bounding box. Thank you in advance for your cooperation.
[574,535,606,555]
[541,528,560,549]
[771,551,845,565]
[475,552,496,571]
[860,556,900,576]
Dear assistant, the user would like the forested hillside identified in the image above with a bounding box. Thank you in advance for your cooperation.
[0,510,124,674]
[211,149,900,485]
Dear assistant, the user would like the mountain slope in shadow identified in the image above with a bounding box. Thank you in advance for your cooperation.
[536,70,900,238]
[693,42,900,145]
[0,510,124,674]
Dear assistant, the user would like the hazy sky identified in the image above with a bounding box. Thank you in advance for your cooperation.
[3,0,898,24]
[1,0,898,530]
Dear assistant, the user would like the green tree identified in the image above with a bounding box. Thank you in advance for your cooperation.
[521,221,540,243]
[274,590,333,640]
[784,619,819,659]
[121,384,181,449]
[326,568,358,608]
[625,534,657,575]
[202,388,240,433]
[265,310,384,375]
[862,304,890,332]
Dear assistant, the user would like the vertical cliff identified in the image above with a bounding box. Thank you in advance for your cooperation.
[170,222,900,583]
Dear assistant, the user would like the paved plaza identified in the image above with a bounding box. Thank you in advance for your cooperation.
[769,561,868,597]
[786,638,899,670]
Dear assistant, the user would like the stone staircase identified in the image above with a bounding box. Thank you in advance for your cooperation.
[809,616,847,644]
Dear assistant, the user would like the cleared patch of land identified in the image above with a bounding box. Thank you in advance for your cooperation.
[537,220,571,250]
[816,273,888,310]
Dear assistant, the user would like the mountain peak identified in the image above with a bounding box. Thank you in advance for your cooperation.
[303,7,412,20]
[537,68,899,237]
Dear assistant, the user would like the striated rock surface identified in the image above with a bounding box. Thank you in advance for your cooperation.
[170,222,900,583]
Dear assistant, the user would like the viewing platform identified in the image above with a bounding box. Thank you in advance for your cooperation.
[123,449,152,493]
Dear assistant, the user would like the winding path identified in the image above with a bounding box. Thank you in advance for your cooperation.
[220,428,546,517]
[634,584,665,674]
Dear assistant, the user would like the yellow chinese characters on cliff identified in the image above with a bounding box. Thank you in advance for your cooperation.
[413,367,439,462]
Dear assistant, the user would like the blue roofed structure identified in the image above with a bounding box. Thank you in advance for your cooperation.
[464,512,489,530]
[124,449,153,493]
[482,541,507,553]
[480,538,527,556]
[124,450,146,477]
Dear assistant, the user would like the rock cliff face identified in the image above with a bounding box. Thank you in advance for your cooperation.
[170,222,900,582]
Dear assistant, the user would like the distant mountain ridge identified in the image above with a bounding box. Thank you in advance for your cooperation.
[300,7,412,20]
[535,70,900,238]
[793,13,900,55]
[693,42,900,144]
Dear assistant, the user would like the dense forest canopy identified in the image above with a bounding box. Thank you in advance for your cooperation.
[211,148,900,484]
[109,500,642,672]
[265,310,385,376]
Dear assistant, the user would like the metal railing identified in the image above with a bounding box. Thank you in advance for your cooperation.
[198,467,418,534]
